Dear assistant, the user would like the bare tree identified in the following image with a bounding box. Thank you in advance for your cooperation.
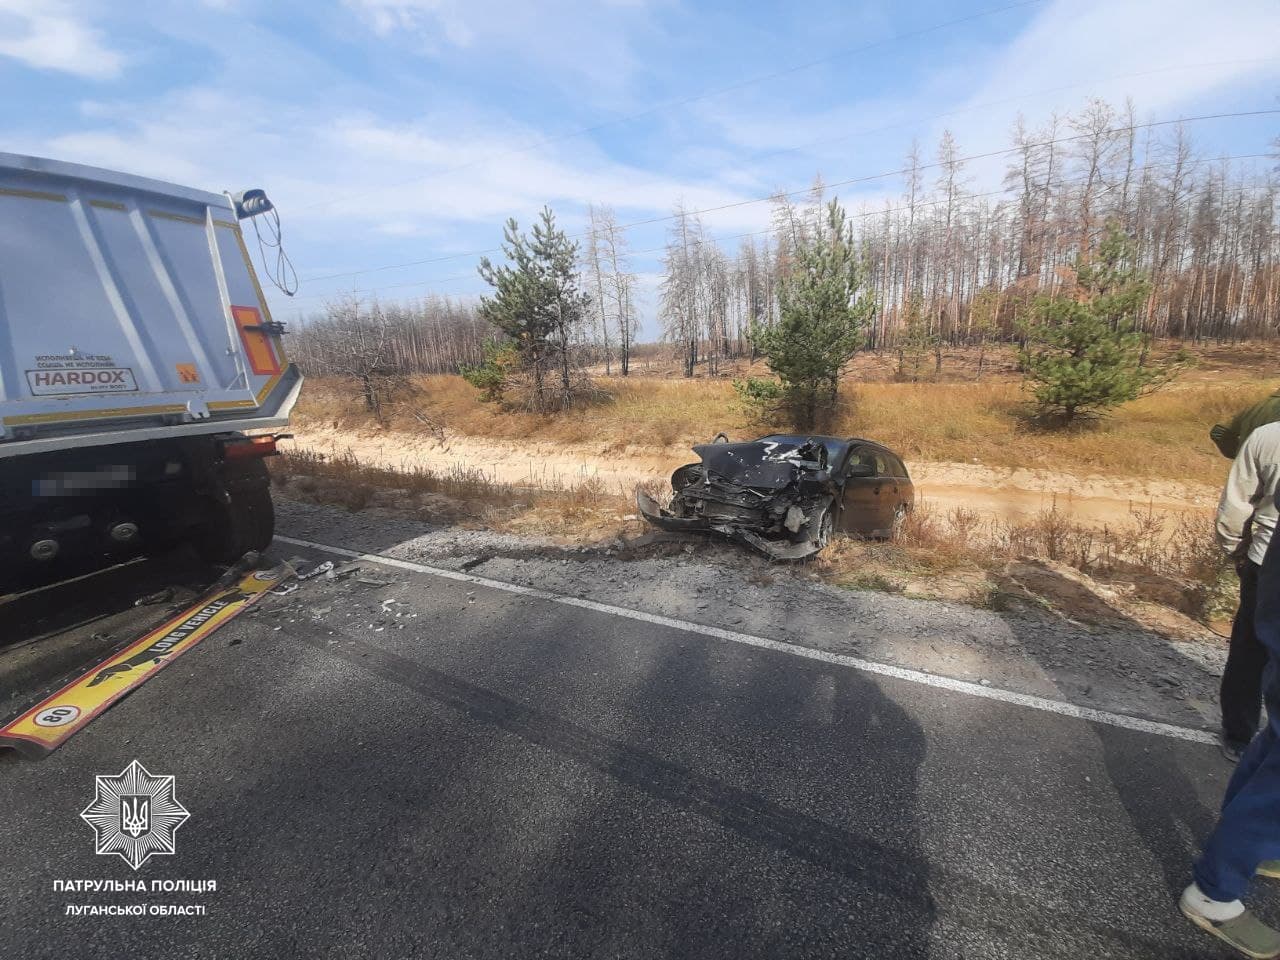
[585,205,638,376]
[302,297,405,418]
[661,204,707,377]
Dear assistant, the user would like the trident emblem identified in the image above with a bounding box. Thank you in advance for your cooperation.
[120,795,151,838]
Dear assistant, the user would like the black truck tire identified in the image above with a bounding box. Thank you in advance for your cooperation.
[194,459,275,564]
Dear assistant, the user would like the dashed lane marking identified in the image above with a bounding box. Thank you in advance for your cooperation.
[275,535,1217,746]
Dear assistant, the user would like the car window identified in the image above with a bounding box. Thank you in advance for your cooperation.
[844,448,877,474]
[874,454,890,477]
[887,454,908,479]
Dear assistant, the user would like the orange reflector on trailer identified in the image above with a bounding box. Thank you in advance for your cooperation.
[232,305,282,376]
[0,564,291,759]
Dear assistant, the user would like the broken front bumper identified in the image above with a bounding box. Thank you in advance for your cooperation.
[635,490,825,561]
[635,490,716,532]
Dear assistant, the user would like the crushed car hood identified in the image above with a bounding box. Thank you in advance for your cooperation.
[691,439,828,489]
[637,435,836,561]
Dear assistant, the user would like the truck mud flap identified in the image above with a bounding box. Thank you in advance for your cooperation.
[0,562,292,758]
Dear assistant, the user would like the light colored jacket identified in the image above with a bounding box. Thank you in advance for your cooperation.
[1216,420,1280,564]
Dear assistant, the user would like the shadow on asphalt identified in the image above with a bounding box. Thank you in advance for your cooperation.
[250,579,1197,958]
[197,508,1238,954]
[0,546,217,650]
[277,602,941,957]
[999,565,1245,949]
[528,622,939,957]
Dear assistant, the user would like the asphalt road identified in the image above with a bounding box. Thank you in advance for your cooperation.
[0,538,1268,959]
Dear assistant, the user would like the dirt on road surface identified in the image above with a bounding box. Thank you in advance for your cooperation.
[289,424,1219,528]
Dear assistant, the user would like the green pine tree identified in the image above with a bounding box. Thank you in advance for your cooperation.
[1021,221,1186,425]
[476,207,588,412]
[529,207,590,409]
[896,294,935,383]
[751,199,876,429]
[460,340,520,404]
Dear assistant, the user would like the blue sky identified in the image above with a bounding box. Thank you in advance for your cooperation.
[2,0,1278,337]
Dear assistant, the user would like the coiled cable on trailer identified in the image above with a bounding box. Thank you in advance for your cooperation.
[250,205,298,297]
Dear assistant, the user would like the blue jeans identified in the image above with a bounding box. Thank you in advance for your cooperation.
[1195,533,1280,901]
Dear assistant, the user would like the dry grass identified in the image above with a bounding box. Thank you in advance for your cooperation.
[296,342,1272,482]
[860,497,1237,622]
[297,375,745,451]
[270,447,638,541]
[848,378,1263,481]
[892,497,1219,577]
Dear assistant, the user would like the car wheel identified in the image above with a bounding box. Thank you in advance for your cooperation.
[812,506,835,550]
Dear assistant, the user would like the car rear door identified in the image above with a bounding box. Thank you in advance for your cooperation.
[872,452,903,532]
[885,452,913,515]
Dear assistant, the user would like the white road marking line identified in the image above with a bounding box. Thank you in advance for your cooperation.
[275,535,1217,746]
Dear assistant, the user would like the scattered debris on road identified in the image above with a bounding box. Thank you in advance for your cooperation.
[325,562,362,581]
[134,587,174,607]
[296,560,335,581]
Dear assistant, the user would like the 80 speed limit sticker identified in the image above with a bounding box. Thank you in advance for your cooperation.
[34,706,81,727]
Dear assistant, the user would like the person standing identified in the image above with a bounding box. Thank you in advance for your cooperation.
[1211,386,1280,459]
[1182,515,1280,957]
[1216,420,1280,761]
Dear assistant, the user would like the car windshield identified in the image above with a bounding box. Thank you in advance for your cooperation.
[758,435,848,464]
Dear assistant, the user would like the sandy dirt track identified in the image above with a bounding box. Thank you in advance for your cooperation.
[289,424,1219,527]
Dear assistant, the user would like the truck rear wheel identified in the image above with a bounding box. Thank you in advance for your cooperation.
[194,459,275,563]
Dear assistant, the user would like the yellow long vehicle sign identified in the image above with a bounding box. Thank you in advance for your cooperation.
[0,565,290,758]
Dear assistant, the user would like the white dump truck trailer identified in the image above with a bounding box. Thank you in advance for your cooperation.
[0,153,302,590]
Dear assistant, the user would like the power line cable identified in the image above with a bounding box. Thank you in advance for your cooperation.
[281,150,1273,305]
[743,58,1280,167]
[610,109,1280,230]
[300,109,1280,285]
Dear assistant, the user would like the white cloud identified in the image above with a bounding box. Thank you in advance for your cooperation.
[0,0,124,79]
[316,114,763,229]
[937,0,1280,173]
[961,0,1280,119]
[341,0,654,93]
[9,85,769,259]
[693,0,1280,200]
[344,0,473,48]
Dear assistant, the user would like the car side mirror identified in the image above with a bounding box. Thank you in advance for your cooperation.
[845,462,875,478]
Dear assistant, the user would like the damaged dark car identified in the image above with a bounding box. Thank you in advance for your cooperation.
[637,434,915,560]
